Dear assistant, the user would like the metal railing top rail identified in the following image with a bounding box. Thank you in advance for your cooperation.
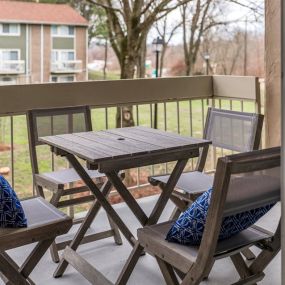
[213,75,260,100]
[0,75,259,116]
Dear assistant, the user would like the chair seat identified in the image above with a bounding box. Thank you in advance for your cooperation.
[138,221,272,274]
[35,167,105,190]
[0,197,72,251]
[149,171,214,195]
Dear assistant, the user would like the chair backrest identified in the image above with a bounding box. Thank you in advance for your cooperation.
[199,147,280,262]
[204,107,264,152]
[27,105,92,174]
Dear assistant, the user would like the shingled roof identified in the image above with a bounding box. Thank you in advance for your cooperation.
[0,1,88,26]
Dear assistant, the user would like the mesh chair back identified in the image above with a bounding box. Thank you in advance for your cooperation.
[27,106,92,174]
[27,106,92,146]
[204,108,263,152]
[221,148,280,217]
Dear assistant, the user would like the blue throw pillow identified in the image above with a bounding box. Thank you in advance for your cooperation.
[166,188,274,245]
[0,176,27,228]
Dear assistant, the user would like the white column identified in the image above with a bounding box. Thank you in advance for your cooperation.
[281,0,285,283]
[40,24,44,83]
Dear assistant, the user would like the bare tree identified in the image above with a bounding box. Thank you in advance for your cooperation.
[182,0,227,75]
[214,30,244,75]
[181,0,262,76]
[87,0,193,127]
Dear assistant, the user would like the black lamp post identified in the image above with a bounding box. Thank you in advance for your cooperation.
[152,36,164,129]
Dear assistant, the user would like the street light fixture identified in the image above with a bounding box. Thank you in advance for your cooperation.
[152,36,164,129]
[152,37,164,78]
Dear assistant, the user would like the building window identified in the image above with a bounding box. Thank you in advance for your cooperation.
[0,24,20,36]
[0,49,20,61]
[52,50,75,62]
[51,75,75,83]
[51,25,75,37]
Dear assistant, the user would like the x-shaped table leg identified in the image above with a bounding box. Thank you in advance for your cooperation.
[54,154,137,278]
[115,158,188,285]
[55,153,187,284]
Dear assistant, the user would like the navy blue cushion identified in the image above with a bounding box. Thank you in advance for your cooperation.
[0,176,27,228]
[166,188,274,245]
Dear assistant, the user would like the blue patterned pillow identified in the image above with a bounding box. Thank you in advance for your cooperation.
[166,188,274,245]
[0,176,27,228]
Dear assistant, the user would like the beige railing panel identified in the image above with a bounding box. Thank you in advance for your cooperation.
[213,75,260,101]
[0,76,213,116]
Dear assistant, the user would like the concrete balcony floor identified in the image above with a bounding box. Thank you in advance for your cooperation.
[2,195,281,285]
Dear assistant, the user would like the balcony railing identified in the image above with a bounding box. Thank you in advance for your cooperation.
[0,60,25,74]
[0,76,262,202]
[51,60,82,73]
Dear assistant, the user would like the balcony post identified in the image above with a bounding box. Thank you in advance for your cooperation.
[265,0,281,147]
[281,1,285,284]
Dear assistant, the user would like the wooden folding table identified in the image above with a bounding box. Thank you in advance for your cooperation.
[40,126,211,284]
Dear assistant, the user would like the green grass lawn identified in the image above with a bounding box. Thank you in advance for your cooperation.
[88,70,120,81]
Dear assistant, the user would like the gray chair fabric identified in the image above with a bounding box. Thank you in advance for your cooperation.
[224,167,280,216]
[35,167,104,190]
[206,108,260,152]
[0,197,72,250]
[150,108,263,199]
[149,171,213,194]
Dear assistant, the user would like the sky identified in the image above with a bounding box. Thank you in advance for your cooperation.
[149,0,264,45]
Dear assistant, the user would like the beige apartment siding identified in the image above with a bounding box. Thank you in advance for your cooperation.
[30,25,41,83]
[75,26,87,81]
[43,25,51,82]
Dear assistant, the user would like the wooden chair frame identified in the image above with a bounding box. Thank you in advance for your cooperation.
[150,108,264,262]
[131,147,280,285]
[27,106,122,263]
[0,197,72,285]
[151,107,264,212]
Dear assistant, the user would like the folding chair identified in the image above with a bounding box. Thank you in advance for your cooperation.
[0,197,72,285]
[27,106,122,263]
[150,108,264,218]
[133,147,280,285]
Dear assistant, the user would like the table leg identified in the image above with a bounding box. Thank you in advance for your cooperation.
[116,159,188,285]
[147,159,188,225]
[65,154,136,245]
[116,242,144,285]
[106,171,148,226]
[54,179,114,277]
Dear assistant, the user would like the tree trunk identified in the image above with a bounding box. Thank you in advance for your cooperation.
[103,38,108,80]
[137,38,147,78]
[116,55,136,128]
[185,57,192,76]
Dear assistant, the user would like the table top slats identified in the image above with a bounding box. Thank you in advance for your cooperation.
[40,135,108,161]
[40,127,211,165]
[135,126,207,144]
[73,132,152,155]
[105,128,191,149]
[58,134,127,158]
[99,131,164,152]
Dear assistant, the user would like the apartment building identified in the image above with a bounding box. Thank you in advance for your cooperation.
[0,1,88,85]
